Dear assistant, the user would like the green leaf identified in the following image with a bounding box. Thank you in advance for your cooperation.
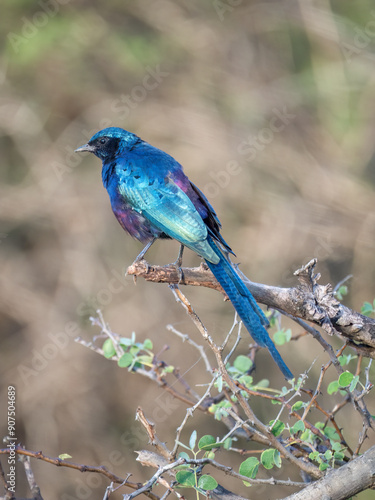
[319,462,329,471]
[119,337,133,347]
[256,378,270,388]
[233,355,252,373]
[163,365,174,373]
[361,301,374,316]
[198,435,216,451]
[273,328,292,346]
[216,375,223,392]
[136,354,153,365]
[331,442,341,452]
[309,451,319,461]
[335,285,348,300]
[334,451,345,460]
[274,450,282,468]
[223,437,232,450]
[261,449,280,470]
[198,475,218,491]
[206,451,215,459]
[239,375,253,387]
[327,380,340,395]
[239,457,259,479]
[130,345,141,356]
[176,470,196,487]
[290,420,305,435]
[58,453,72,460]
[117,353,133,368]
[338,372,354,387]
[324,427,339,442]
[292,401,304,411]
[189,430,197,450]
[324,450,332,461]
[178,452,190,460]
[300,429,313,442]
[349,375,359,392]
[102,339,116,358]
[143,338,153,350]
[269,420,285,437]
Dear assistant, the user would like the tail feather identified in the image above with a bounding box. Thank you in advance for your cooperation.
[205,238,293,380]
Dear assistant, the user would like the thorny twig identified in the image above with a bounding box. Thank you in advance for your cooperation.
[0,446,158,500]
[169,284,323,479]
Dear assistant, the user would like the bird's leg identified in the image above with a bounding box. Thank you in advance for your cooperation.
[173,244,185,268]
[168,244,185,283]
[133,237,157,264]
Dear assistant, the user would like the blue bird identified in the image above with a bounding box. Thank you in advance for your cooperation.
[76,127,293,379]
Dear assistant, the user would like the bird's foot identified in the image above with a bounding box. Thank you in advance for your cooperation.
[168,245,184,283]
[161,245,184,283]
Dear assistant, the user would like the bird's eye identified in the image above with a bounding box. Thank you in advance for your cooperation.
[99,138,107,144]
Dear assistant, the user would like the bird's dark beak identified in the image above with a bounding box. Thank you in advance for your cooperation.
[75,143,95,153]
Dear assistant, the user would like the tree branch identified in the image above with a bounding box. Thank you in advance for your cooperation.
[283,444,375,500]
[127,259,375,355]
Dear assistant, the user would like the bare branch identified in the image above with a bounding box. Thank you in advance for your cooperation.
[127,259,375,355]
[0,446,158,500]
[283,444,375,500]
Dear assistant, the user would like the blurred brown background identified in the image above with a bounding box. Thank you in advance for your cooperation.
[1,1,375,498]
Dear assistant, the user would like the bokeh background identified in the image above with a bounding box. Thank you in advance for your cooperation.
[1,1,375,498]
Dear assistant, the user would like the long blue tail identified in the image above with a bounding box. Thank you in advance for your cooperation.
[205,238,293,380]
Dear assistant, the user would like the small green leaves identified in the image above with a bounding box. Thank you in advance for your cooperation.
[338,371,354,387]
[291,401,304,411]
[102,338,116,358]
[349,375,359,392]
[261,449,281,469]
[273,328,292,346]
[104,334,169,372]
[361,299,375,317]
[290,420,305,435]
[334,285,348,300]
[118,352,133,368]
[189,430,197,450]
[209,400,232,420]
[198,435,216,451]
[239,449,281,483]
[198,475,218,491]
[233,355,252,373]
[58,453,72,460]
[176,469,196,487]
[143,338,153,350]
[338,354,357,366]
[327,380,340,395]
[328,372,360,395]
[239,457,259,479]
[269,420,285,437]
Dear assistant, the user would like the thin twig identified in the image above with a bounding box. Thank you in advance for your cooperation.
[168,285,323,479]
[172,371,220,457]
[0,446,158,500]
[167,324,212,372]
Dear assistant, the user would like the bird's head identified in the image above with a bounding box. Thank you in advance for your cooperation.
[75,127,141,161]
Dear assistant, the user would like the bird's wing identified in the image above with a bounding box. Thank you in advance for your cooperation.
[118,173,220,263]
